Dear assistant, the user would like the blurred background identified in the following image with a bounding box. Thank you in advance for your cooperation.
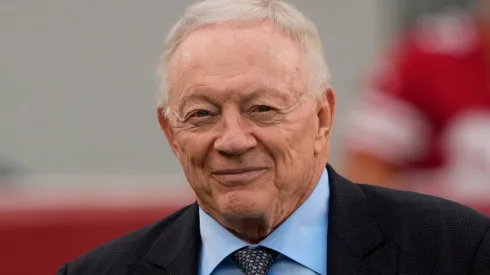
[1,0,489,274]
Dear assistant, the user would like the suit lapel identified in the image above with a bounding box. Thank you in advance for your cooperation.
[326,165,398,275]
[128,203,201,275]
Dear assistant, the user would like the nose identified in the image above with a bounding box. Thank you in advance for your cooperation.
[214,110,257,156]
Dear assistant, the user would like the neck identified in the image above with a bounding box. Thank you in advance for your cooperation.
[225,159,327,243]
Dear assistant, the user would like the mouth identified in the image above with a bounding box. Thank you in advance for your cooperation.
[212,167,267,184]
[213,167,265,175]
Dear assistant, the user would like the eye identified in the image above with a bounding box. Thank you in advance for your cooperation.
[190,110,212,118]
[251,105,273,113]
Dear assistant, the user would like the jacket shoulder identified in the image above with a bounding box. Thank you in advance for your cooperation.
[359,184,490,228]
[358,184,490,253]
[58,204,195,275]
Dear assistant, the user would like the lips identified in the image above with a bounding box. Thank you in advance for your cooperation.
[213,167,265,175]
[212,167,266,184]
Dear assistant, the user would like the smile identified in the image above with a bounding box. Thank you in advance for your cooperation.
[212,167,267,184]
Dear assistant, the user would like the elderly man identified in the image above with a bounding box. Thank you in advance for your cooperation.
[58,0,490,274]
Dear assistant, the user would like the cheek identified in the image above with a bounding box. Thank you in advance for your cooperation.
[174,133,215,195]
[268,118,316,157]
[174,132,212,170]
[256,122,315,176]
[260,118,318,181]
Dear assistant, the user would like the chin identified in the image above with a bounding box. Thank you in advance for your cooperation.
[217,189,267,219]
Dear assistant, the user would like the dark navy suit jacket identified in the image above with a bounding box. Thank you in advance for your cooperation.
[57,165,490,275]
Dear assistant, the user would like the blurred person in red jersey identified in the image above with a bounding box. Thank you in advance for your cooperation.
[341,1,490,203]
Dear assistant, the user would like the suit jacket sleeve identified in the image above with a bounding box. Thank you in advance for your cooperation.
[56,264,68,275]
[472,227,490,274]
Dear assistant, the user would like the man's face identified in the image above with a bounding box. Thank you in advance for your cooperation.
[160,22,333,229]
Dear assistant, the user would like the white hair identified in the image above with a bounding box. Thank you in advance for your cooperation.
[157,0,331,115]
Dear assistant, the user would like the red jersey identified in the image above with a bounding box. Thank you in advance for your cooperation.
[345,10,490,202]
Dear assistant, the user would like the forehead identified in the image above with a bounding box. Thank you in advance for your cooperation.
[166,21,307,100]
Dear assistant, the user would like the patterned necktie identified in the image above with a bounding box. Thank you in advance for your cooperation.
[231,246,279,275]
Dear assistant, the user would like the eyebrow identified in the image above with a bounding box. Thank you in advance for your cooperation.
[243,88,288,103]
[178,93,217,115]
[178,87,290,114]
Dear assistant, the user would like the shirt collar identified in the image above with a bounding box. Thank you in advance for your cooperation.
[199,208,248,275]
[199,168,330,275]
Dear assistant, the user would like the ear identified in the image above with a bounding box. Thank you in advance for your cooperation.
[157,107,180,159]
[314,88,336,154]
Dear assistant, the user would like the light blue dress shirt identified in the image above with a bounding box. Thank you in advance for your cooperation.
[198,168,329,275]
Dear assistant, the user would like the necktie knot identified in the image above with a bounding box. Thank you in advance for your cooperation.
[231,246,278,275]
